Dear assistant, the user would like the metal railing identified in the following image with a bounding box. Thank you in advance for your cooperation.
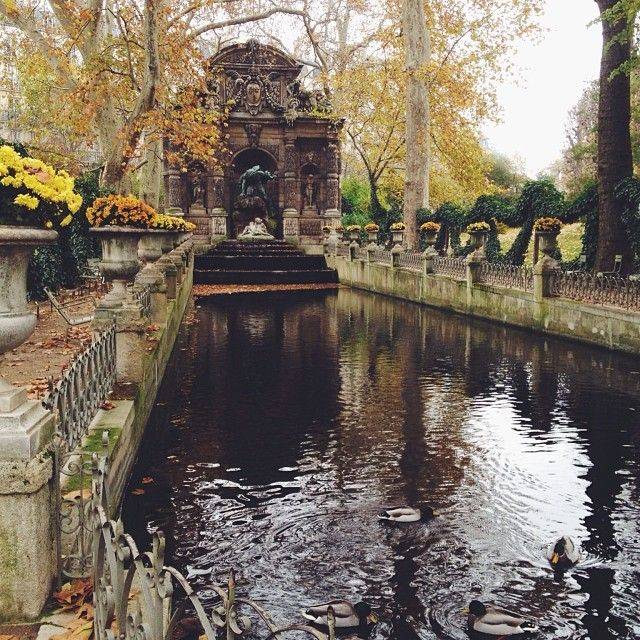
[354,245,368,260]
[549,271,640,311]
[131,283,152,317]
[43,324,116,453]
[372,248,392,265]
[477,262,533,291]
[336,243,350,257]
[89,450,338,640]
[396,251,422,271]
[432,256,466,280]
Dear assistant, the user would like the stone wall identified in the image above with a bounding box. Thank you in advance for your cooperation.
[327,256,640,355]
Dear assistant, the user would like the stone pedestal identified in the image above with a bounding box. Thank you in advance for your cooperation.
[185,203,209,245]
[283,208,300,244]
[211,209,228,240]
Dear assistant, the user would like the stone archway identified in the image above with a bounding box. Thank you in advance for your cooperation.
[230,148,281,238]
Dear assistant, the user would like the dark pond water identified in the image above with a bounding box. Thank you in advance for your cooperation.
[123,288,640,639]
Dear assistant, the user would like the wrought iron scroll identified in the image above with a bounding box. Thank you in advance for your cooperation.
[44,324,116,453]
[371,248,392,265]
[132,284,152,317]
[477,262,533,290]
[549,271,640,311]
[91,450,336,640]
[432,256,466,280]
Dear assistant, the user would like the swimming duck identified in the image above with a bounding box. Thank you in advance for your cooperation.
[467,600,538,636]
[301,600,377,628]
[546,535,581,569]
[378,504,436,523]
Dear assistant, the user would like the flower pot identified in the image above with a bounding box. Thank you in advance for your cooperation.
[468,230,488,251]
[138,230,169,263]
[424,231,438,247]
[0,226,57,356]
[537,229,559,257]
[392,230,404,246]
[90,226,146,282]
[367,231,378,244]
[349,231,360,243]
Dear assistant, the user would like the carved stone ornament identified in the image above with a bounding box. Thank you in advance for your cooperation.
[244,123,262,147]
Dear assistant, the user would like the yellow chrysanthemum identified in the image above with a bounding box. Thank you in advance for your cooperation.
[14,193,39,210]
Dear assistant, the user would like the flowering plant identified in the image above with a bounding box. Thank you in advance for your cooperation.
[466,221,490,233]
[420,221,440,233]
[346,224,361,232]
[390,222,405,231]
[150,214,195,232]
[0,144,82,229]
[364,222,379,232]
[534,217,563,233]
[335,225,344,232]
[86,194,157,228]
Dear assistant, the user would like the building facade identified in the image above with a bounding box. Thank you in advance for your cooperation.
[164,40,344,246]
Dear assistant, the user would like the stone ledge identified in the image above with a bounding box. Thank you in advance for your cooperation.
[0,449,53,494]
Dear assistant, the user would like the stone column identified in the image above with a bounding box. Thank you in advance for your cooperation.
[391,244,404,268]
[93,295,147,385]
[157,256,177,300]
[164,168,185,216]
[422,246,437,275]
[283,140,300,244]
[207,171,227,241]
[324,141,341,222]
[135,264,167,325]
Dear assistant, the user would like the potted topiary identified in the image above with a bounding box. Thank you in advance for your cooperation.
[420,221,440,247]
[534,217,563,257]
[466,221,490,257]
[364,222,380,244]
[390,221,405,246]
[0,143,82,422]
[86,194,158,281]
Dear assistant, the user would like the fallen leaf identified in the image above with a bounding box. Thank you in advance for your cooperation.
[100,401,115,410]
[131,488,145,495]
[141,477,154,484]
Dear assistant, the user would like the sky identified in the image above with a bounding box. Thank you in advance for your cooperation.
[483,1,602,177]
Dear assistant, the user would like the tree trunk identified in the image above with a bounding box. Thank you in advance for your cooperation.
[140,136,164,209]
[367,173,388,227]
[402,0,430,249]
[595,0,634,273]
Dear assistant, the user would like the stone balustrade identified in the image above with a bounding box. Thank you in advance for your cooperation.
[0,236,195,622]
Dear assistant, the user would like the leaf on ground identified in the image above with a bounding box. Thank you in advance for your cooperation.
[51,618,93,640]
[131,488,145,495]
[100,401,115,410]
[141,476,154,484]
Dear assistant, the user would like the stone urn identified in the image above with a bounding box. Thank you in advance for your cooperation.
[391,229,404,247]
[138,229,170,263]
[160,232,175,253]
[468,230,488,259]
[0,226,57,356]
[537,229,560,257]
[91,226,147,281]
[349,229,361,244]
[0,225,57,460]
[367,230,379,244]
[423,230,438,248]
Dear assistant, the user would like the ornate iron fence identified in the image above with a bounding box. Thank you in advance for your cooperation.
[372,248,392,265]
[89,450,338,640]
[477,262,533,291]
[396,251,422,271]
[44,323,116,453]
[131,284,152,317]
[432,256,466,280]
[549,271,640,311]
[355,245,368,260]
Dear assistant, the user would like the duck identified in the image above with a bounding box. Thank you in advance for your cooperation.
[301,600,378,628]
[546,535,580,570]
[467,600,538,636]
[378,504,436,523]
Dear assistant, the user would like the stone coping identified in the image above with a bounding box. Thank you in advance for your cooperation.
[0,226,58,245]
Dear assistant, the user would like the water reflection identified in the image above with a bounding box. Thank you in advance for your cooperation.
[123,289,640,639]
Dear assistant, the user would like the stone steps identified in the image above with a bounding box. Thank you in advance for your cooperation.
[194,239,337,285]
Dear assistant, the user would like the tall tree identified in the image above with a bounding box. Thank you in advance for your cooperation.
[402,0,430,248]
[594,0,634,272]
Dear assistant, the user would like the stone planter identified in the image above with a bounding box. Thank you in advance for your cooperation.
[138,230,170,263]
[0,226,57,356]
[367,231,379,244]
[160,232,175,253]
[349,230,360,244]
[537,229,560,257]
[423,231,438,247]
[391,230,404,246]
[468,230,488,259]
[91,226,146,282]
